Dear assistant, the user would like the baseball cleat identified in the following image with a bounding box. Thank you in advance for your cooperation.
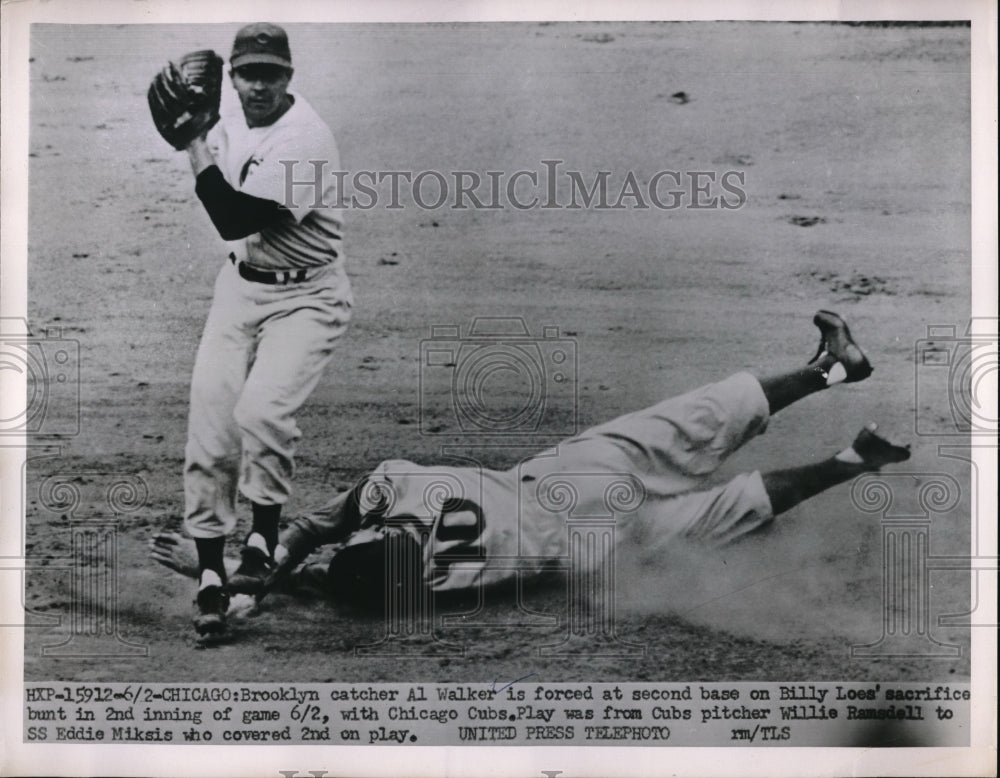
[809,310,873,383]
[851,422,911,469]
[193,584,230,637]
[228,544,276,596]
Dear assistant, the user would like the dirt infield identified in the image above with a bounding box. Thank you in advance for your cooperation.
[23,22,971,683]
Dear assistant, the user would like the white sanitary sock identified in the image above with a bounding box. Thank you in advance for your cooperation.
[199,568,223,590]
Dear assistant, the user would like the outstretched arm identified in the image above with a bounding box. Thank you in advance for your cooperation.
[264,488,362,592]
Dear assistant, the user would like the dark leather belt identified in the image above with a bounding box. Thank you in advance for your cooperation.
[229,253,309,285]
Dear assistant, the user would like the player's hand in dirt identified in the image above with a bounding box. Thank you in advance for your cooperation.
[150,531,238,579]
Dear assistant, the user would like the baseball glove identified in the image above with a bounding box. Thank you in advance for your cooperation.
[147,49,224,150]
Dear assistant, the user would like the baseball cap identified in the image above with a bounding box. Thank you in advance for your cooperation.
[230,23,292,69]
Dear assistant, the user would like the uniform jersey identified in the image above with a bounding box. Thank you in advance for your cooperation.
[284,372,777,593]
[208,91,343,271]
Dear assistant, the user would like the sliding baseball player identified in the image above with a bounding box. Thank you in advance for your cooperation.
[152,311,910,622]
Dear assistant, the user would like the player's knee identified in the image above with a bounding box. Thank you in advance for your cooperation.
[232,400,254,435]
[183,509,235,540]
[233,397,288,439]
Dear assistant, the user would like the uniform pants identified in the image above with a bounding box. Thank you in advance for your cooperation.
[183,259,351,539]
[518,371,775,556]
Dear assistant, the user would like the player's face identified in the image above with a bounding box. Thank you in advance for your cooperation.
[231,65,293,128]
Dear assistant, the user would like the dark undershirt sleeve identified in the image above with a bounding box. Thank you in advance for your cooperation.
[194,165,286,240]
[280,488,362,565]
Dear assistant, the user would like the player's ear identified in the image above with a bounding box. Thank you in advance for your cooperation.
[285,67,294,83]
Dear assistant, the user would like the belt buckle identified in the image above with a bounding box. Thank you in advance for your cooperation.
[230,253,307,285]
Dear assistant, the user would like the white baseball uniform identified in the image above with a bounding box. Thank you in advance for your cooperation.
[184,91,352,539]
[283,372,775,591]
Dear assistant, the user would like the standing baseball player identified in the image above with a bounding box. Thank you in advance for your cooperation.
[153,311,911,610]
[148,24,351,637]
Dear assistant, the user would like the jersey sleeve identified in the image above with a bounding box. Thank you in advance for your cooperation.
[238,119,341,224]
